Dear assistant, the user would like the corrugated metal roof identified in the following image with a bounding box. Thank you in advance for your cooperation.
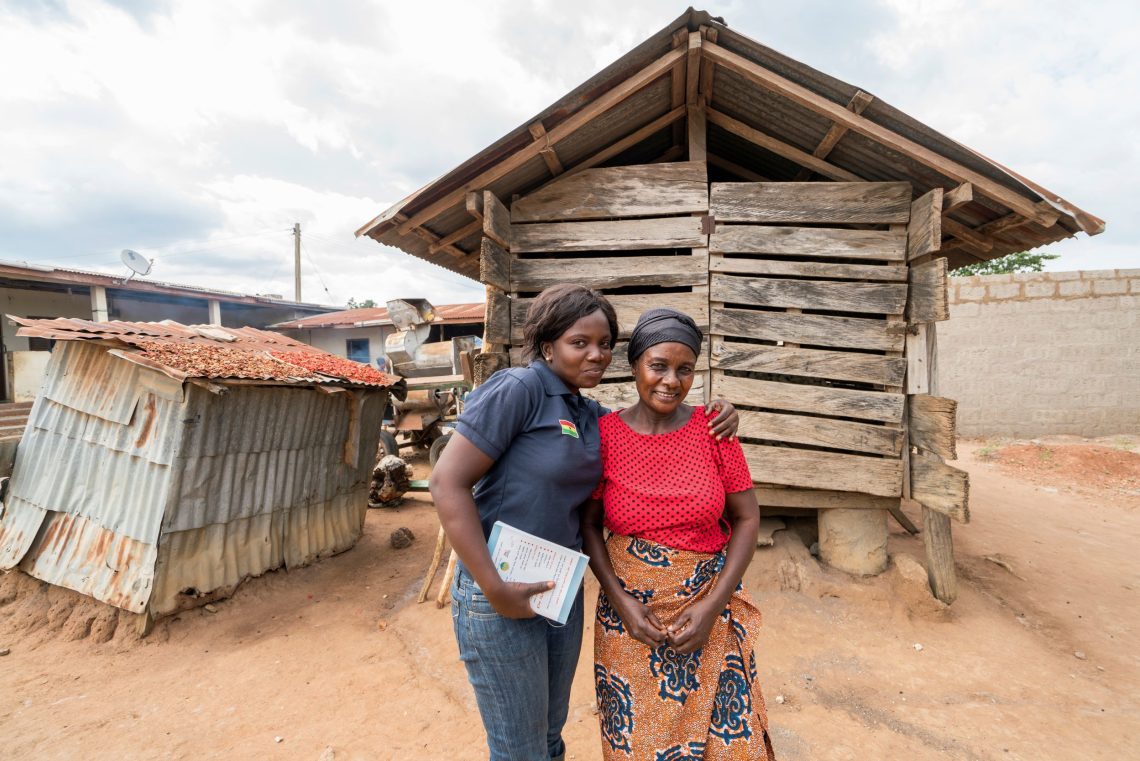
[357,8,1102,275]
[269,302,486,330]
[9,316,403,389]
[0,259,337,312]
[0,342,390,616]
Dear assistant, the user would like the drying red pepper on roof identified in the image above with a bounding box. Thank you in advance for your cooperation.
[270,351,396,385]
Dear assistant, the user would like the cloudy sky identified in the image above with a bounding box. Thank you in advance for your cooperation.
[1,0,1135,308]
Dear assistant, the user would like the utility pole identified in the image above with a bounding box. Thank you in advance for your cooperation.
[293,222,302,302]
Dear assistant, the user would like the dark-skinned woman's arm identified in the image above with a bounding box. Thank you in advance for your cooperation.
[667,488,761,654]
[429,432,553,618]
[581,498,667,647]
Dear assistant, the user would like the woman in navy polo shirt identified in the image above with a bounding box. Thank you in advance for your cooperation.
[430,284,737,761]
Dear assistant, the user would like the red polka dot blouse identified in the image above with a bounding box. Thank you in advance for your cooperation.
[591,405,754,553]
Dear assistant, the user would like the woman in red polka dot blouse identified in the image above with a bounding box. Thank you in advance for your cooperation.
[581,308,775,761]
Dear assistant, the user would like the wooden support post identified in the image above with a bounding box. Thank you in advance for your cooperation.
[670,28,687,149]
[919,322,958,603]
[418,526,447,604]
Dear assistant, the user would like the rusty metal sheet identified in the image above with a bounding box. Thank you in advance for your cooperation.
[18,511,157,613]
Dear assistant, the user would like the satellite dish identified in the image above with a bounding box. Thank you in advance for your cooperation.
[120,249,153,284]
[121,249,152,276]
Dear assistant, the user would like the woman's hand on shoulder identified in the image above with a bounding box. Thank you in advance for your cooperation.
[485,579,555,619]
[705,398,739,441]
[666,598,720,654]
[611,591,667,647]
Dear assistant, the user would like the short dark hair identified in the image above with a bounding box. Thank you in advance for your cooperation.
[522,284,619,362]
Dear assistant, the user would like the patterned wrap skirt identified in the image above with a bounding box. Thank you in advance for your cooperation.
[594,534,774,761]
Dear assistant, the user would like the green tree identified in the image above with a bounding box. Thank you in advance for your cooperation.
[346,297,377,309]
[951,250,1059,276]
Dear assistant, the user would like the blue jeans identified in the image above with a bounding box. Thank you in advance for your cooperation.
[452,566,584,761]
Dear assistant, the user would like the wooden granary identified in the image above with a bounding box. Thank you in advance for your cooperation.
[357,9,1102,602]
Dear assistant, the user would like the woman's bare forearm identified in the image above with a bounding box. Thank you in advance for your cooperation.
[705,492,761,609]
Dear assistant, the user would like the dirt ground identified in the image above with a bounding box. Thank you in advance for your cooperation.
[1,437,1138,760]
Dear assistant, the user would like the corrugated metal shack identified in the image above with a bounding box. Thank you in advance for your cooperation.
[0,317,404,622]
[355,8,1102,603]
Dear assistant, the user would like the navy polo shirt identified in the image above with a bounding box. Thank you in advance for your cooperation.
[455,360,604,551]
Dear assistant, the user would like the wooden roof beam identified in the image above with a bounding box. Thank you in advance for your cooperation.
[394,213,467,260]
[670,29,687,149]
[943,182,973,212]
[794,89,874,180]
[698,26,718,105]
[552,105,687,186]
[707,108,862,181]
[940,217,994,253]
[703,40,1057,227]
[685,31,702,106]
[395,45,686,236]
[429,219,481,254]
[528,121,564,177]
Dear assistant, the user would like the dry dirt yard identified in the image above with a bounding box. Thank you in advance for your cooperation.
[1,438,1137,760]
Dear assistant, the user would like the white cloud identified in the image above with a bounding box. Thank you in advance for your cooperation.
[0,0,1134,313]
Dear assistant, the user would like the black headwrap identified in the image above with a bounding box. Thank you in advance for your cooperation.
[627,308,703,363]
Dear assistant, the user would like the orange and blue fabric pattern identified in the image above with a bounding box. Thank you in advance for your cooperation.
[594,534,774,760]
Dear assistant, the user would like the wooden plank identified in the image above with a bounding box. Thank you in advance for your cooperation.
[904,323,929,394]
[392,46,686,236]
[737,409,902,457]
[710,257,907,282]
[482,191,511,250]
[510,254,707,292]
[940,217,994,252]
[711,225,906,260]
[906,188,943,261]
[511,217,706,253]
[907,258,949,323]
[484,290,511,346]
[703,41,1056,226]
[713,307,905,353]
[479,237,510,292]
[712,341,905,386]
[513,291,708,342]
[943,183,973,212]
[909,394,957,460]
[715,375,905,423]
[584,374,704,409]
[710,181,911,224]
[911,454,969,522]
[707,109,862,182]
[742,443,903,497]
[511,162,708,223]
[473,352,510,385]
[711,273,907,315]
[794,89,874,180]
[754,487,899,510]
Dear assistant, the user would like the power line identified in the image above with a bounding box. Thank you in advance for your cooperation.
[45,228,288,263]
[300,239,335,302]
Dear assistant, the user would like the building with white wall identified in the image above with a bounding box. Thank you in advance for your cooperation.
[271,303,484,369]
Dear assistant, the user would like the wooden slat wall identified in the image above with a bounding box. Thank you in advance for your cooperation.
[709,181,911,497]
[504,161,713,403]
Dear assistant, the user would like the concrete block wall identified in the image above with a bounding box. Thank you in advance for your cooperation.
[937,269,1140,438]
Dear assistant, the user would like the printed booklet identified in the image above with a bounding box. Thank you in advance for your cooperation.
[487,521,589,625]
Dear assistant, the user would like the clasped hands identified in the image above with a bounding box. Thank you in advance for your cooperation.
[611,591,717,654]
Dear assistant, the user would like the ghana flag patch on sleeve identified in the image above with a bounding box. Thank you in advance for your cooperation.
[559,419,579,438]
